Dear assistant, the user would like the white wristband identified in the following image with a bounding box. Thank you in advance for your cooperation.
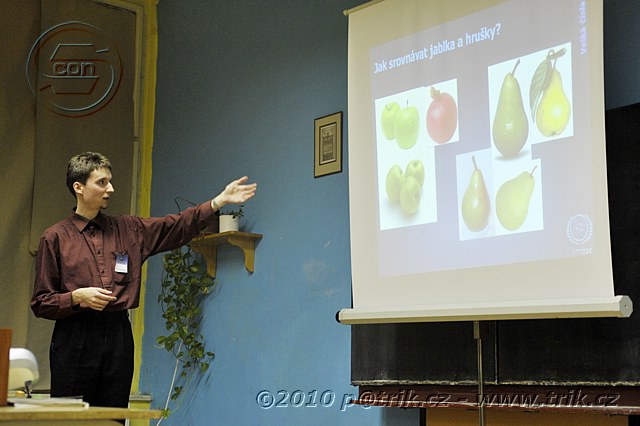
[211,198,221,212]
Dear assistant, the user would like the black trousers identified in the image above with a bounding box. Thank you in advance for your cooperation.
[50,310,134,409]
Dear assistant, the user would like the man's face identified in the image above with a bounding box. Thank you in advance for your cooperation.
[77,167,114,210]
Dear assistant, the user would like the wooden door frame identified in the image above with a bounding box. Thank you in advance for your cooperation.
[97,0,157,398]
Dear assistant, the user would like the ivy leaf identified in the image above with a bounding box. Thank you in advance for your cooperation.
[171,386,183,400]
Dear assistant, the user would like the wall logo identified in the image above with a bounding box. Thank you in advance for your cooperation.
[566,214,593,245]
[26,21,122,117]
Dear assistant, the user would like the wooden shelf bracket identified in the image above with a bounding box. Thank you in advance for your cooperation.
[191,231,262,278]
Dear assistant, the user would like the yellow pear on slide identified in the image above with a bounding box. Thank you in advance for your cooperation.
[461,156,490,232]
[496,166,537,231]
[536,68,571,137]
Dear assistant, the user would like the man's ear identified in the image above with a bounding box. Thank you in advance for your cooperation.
[73,181,83,196]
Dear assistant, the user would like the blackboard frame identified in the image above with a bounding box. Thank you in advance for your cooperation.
[351,103,640,391]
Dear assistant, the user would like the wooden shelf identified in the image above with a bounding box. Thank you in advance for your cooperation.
[0,406,162,422]
[191,231,262,277]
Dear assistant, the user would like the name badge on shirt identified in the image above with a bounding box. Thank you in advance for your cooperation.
[115,252,128,274]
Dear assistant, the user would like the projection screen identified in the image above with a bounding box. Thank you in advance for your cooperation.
[339,0,631,324]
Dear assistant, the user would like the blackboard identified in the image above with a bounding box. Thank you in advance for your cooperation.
[352,102,640,386]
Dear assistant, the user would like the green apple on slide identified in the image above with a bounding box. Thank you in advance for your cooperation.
[405,159,424,188]
[381,102,400,140]
[394,103,419,149]
[400,175,421,215]
[385,164,405,203]
[386,160,424,215]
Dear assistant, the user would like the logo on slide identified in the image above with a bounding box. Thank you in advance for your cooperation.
[26,21,123,117]
[566,214,593,245]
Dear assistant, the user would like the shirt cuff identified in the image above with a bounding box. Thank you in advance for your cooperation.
[197,201,216,225]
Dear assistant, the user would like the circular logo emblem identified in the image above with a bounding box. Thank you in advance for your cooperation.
[566,214,593,245]
[26,21,122,117]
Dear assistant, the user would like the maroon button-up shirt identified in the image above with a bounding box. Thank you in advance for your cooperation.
[31,201,215,320]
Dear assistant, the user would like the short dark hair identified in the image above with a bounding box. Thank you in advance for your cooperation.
[66,152,112,198]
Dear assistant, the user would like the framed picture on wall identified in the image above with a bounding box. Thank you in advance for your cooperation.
[314,111,343,178]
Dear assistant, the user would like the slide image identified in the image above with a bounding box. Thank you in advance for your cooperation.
[488,42,574,162]
[492,159,543,236]
[425,79,459,147]
[375,87,427,151]
[457,150,494,240]
[375,88,440,231]
[377,149,437,231]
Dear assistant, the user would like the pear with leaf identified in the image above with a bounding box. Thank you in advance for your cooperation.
[530,48,571,137]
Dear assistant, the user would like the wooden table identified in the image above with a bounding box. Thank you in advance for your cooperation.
[0,406,162,425]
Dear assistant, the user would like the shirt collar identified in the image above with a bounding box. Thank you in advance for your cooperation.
[70,211,107,232]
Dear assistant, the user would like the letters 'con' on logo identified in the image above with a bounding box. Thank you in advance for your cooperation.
[26,21,123,117]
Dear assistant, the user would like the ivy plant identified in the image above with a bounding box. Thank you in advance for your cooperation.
[156,245,215,421]
[222,204,244,219]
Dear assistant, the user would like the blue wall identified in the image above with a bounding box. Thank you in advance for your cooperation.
[140,1,639,425]
[140,1,416,425]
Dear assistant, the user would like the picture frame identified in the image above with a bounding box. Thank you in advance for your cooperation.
[314,111,343,178]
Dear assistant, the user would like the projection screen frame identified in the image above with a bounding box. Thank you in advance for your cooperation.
[338,296,632,324]
[341,0,633,325]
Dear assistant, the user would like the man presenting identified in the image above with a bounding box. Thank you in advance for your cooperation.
[31,152,257,409]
